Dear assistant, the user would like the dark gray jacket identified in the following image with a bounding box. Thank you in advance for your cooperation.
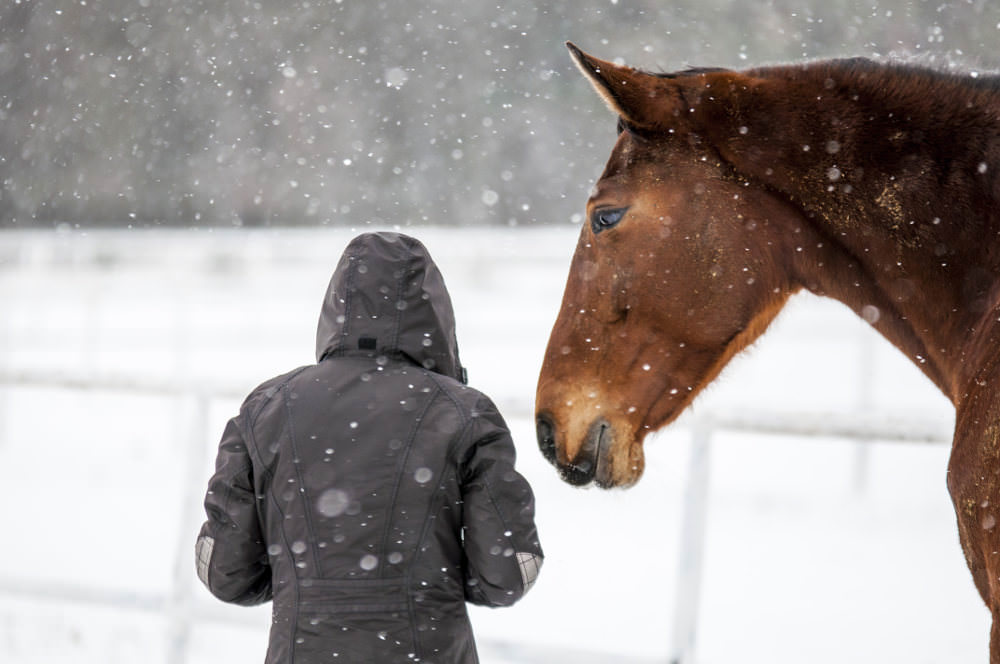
[196,232,543,663]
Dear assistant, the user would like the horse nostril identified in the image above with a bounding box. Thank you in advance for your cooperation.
[537,413,598,486]
[536,413,557,465]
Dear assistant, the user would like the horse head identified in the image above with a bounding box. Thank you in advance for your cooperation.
[536,44,815,488]
[535,41,1000,664]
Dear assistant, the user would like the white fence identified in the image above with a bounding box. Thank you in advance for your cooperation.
[666,409,952,664]
[0,371,241,664]
[0,368,953,664]
[0,229,969,662]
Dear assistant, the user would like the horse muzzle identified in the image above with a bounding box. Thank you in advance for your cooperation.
[536,413,615,487]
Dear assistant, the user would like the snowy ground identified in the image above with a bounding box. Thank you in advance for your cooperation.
[0,227,987,663]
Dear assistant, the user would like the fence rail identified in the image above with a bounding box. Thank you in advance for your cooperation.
[0,369,953,664]
[0,368,954,442]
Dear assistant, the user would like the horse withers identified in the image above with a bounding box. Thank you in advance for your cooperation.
[536,43,1000,659]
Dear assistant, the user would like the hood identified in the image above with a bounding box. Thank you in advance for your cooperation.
[316,232,466,383]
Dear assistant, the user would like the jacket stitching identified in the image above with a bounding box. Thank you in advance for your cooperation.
[406,483,451,659]
[409,413,477,572]
[216,461,253,525]
[282,384,324,576]
[264,476,299,660]
[399,387,475,661]
[339,252,358,346]
[467,405,519,574]
[242,371,308,517]
[446,395,524,599]
[388,258,410,352]
[396,386,441,658]
[377,385,443,579]
[423,372,471,429]
[479,465,514,547]
[240,370,311,660]
[207,455,260,601]
[245,365,313,432]
[247,407,300,661]
[239,411,269,481]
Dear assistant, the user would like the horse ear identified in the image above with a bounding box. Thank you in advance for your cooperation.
[566,42,679,130]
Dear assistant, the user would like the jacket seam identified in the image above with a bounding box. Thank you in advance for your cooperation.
[245,365,313,428]
[241,373,304,519]
[247,397,299,661]
[443,393,522,596]
[377,385,444,580]
[216,462,253,519]
[409,413,477,573]
[479,463,514,545]
[282,384,324,575]
[244,413,298,657]
[239,371,310,660]
[208,415,254,596]
[392,387,447,662]
[415,377,480,495]
[471,423,519,574]
[240,409,269,481]
[389,257,410,351]
[400,388,474,661]
[406,479,453,659]
[240,366,313,530]
[264,480,299,660]
[423,372,471,429]
[339,251,358,344]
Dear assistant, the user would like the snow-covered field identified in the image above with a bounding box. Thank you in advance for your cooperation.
[0,227,986,663]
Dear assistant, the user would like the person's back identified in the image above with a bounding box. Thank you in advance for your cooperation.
[196,232,543,663]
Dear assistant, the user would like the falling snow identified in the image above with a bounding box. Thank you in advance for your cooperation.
[0,0,997,661]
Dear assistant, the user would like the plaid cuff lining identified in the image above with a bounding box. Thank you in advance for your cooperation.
[196,535,215,588]
[516,552,541,593]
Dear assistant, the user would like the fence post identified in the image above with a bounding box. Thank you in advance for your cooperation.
[165,393,211,664]
[0,336,7,450]
[669,421,713,664]
[852,329,877,494]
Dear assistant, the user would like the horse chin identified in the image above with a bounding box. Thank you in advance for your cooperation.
[593,456,644,489]
[596,427,645,489]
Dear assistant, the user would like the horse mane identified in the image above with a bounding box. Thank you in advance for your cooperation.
[652,66,732,79]
[616,57,1000,143]
[795,57,1000,95]
[649,57,1000,97]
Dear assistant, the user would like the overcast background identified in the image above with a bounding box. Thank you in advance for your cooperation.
[1,0,998,229]
[2,2,998,662]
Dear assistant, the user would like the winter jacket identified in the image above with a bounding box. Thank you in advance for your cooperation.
[196,232,543,664]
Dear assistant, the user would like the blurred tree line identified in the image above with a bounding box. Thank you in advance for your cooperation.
[0,0,997,228]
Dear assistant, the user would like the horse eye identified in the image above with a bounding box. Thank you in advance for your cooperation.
[590,207,628,234]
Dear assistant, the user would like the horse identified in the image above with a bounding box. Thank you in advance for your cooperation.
[535,42,1000,659]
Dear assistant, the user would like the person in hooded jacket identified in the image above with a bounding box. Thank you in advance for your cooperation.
[195,232,543,663]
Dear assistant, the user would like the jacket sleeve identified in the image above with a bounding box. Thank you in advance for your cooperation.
[459,397,543,607]
[195,415,272,606]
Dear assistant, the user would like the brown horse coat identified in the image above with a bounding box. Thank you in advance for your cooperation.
[536,44,1000,660]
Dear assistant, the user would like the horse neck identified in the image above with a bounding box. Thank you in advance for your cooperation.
[701,63,1000,402]
[736,68,1000,403]
[783,216,972,400]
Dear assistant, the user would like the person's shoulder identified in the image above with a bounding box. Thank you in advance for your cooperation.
[426,372,501,419]
[240,364,313,416]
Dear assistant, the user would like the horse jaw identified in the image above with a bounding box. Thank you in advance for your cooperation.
[536,296,792,489]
